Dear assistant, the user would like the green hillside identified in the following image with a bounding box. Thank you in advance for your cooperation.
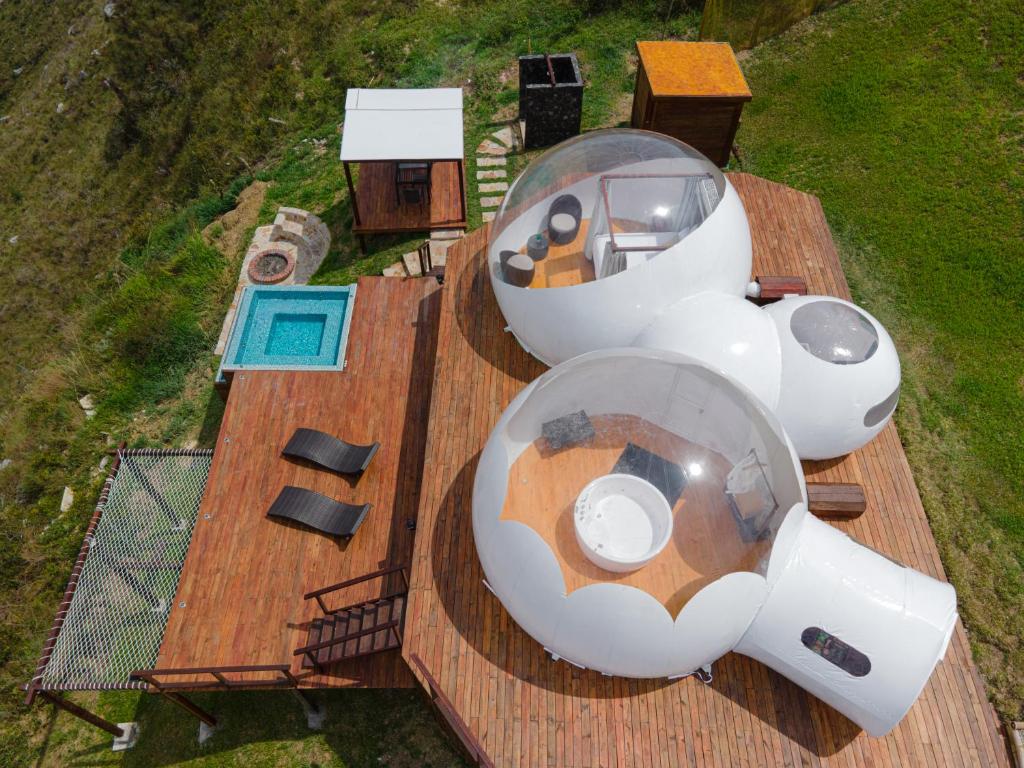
[1,0,1019,764]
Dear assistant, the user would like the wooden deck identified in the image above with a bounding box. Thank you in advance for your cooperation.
[402,173,1009,767]
[157,276,440,689]
[351,160,466,234]
[527,219,595,288]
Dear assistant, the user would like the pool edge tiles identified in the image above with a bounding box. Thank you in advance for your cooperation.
[219,284,358,375]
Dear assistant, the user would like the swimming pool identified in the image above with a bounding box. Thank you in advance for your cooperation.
[221,285,357,372]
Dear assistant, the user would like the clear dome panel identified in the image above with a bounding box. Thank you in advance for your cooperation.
[488,129,726,289]
[497,351,802,617]
[790,300,879,365]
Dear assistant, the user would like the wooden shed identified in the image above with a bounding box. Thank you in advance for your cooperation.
[631,41,751,167]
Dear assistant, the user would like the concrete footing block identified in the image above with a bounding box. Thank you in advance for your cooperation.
[198,720,217,745]
[112,722,139,751]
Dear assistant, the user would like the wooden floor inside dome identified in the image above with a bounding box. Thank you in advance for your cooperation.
[402,173,1010,767]
[501,414,769,617]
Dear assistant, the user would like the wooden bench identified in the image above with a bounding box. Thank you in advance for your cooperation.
[749,275,808,305]
[807,482,867,519]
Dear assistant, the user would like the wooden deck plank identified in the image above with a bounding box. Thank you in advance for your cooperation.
[401,173,1009,767]
[156,276,440,689]
[352,160,466,234]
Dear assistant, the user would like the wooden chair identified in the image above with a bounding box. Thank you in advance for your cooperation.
[395,162,431,206]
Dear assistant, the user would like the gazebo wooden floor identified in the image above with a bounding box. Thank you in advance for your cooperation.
[401,173,1009,767]
[352,160,466,234]
[156,276,440,689]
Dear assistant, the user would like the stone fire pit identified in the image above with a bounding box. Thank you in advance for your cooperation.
[215,207,331,355]
[247,249,296,284]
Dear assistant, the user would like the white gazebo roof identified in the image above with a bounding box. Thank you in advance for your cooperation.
[340,88,465,162]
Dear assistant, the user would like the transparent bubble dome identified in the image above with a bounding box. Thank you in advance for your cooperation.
[488,129,726,289]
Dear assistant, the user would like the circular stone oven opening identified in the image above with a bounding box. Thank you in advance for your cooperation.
[248,249,295,284]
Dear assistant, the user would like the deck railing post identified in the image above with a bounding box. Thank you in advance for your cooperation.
[290,687,322,715]
[457,158,467,224]
[39,691,125,738]
[418,241,431,277]
[343,161,361,227]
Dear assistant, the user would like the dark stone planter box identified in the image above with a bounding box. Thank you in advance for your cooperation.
[518,54,583,149]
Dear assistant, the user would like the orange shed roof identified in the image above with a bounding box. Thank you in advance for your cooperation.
[637,41,752,99]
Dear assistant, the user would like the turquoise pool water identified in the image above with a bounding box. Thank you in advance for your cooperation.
[222,285,356,371]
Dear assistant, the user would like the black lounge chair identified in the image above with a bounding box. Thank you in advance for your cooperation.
[282,428,379,475]
[267,486,370,538]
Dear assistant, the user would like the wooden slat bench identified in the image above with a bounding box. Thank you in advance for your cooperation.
[807,481,867,519]
[750,275,808,305]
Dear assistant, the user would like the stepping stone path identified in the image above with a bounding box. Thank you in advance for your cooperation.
[381,124,519,279]
[474,124,520,223]
[384,228,465,279]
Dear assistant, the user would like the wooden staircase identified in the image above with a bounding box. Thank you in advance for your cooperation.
[294,565,408,672]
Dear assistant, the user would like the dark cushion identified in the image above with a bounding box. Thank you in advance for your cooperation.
[612,443,687,508]
[541,410,595,451]
[503,252,535,287]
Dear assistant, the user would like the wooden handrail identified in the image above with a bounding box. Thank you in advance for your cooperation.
[293,619,400,657]
[410,653,494,768]
[305,564,408,614]
[320,589,407,618]
[134,664,294,675]
[131,664,297,691]
[304,564,407,600]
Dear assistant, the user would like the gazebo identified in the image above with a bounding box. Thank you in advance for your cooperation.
[340,88,467,249]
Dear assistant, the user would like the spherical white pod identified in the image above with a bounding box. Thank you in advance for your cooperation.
[487,129,753,366]
[764,296,901,460]
[633,292,783,409]
[473,349,954,737]
[472,348,807,677]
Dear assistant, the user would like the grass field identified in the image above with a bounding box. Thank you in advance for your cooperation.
[32,689,463,767]
[4,0,1022,764]
[738,0,1023,719]
[5,3,698,765]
